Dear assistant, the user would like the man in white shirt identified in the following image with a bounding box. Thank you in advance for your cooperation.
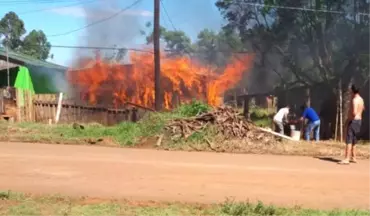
[273,105,290,135]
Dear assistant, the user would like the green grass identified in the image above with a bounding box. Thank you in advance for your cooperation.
[0,191,368,216]
[175,100,211,117]
[0,101,212,146]
[0,111,181,146]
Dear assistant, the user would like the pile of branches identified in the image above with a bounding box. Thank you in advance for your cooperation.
[166,106,274,142]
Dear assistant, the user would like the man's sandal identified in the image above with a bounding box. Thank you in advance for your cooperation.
[338,160,350,165]
[350,158,357,163]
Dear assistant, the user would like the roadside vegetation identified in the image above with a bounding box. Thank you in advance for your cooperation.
[0,102,207,146]
[0,191,368,216]
[0,101,368,158]
[0,101,211,146]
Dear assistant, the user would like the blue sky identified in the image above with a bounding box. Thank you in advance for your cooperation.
[0,0,224,66]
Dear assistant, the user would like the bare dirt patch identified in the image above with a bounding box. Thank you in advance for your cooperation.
[0,142,368,211]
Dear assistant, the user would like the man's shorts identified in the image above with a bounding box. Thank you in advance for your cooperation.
[346,120,362,145]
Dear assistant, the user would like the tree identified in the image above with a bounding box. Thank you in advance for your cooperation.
[0,11,52,60]
[0,11,26,50]
[215,0,369,88]
[20,30,51,60]
[144,22,193,56]
[195,28,243,66]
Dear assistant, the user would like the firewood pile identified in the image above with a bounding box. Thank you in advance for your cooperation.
[166,106,277,143]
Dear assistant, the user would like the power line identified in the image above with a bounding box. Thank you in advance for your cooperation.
[19,0,97,15]
[0,0,83,5]
[0,0,79,2]
[4,43,253,54]
[237,1,370,16]
[46,0,142,37]
[50,45,154,53]
[160,0,177,31]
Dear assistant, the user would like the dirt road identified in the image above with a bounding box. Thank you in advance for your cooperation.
[0,142,368,209]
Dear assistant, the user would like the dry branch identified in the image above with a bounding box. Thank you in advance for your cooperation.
[165,106,279,145]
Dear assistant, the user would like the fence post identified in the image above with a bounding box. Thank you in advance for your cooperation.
[55,92,63,124]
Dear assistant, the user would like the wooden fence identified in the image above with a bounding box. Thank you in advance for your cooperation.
[31,94,151,125]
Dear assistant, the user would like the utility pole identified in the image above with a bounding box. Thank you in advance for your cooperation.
[153,0,161,110]
[6,43,10,87]
[6,19,10,87]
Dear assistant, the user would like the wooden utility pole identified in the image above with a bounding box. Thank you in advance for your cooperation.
[153,0,161,110]
[5,26,10,87]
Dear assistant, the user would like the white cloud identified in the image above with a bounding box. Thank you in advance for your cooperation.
[50,6,153,18]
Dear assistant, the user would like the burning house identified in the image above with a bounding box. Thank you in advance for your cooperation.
[67,50,254,110]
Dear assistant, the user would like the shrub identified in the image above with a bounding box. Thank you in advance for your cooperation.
[175,100,210,117]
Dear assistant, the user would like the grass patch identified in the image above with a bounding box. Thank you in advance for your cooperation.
[0,111,182,146]
[175,100,210,117]
[0,191,368,216]
[0,101,210,146]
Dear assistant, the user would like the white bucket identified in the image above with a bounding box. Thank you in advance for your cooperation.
[290,130,301,141]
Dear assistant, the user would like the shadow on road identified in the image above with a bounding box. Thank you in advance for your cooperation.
[315,157,341,163]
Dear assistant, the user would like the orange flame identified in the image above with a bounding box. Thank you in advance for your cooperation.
[67,51,254,109]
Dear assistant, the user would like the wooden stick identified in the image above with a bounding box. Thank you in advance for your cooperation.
[55,92,63,124]
[256,127,297,142]
[16,88,22,122]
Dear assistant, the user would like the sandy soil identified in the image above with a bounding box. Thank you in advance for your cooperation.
[0,142,368,210]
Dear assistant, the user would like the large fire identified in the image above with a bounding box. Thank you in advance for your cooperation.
[67,51,254,109]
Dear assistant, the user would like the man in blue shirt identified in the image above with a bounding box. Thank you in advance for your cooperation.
[300,105,321,141]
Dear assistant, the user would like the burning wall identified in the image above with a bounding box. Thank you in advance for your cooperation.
[67,51,254,109]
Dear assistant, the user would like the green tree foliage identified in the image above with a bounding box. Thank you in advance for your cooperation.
[195,28,243,66]
[0,11,51,60]
[0,11,25,50]
[143,22,243,65]
[144,22,193,56]
[20,30,51,60]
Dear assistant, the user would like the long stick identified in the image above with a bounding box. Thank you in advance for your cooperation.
[55,92,63,123]
[256,127,297,141]
[339,79,343,142]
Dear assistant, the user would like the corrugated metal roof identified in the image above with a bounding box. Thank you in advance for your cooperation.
[0,48,67,70]
[0,59,19,70]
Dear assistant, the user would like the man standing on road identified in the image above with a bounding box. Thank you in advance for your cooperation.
[339,85,365,165]
[273,105,290,135]
[300,105,320,141]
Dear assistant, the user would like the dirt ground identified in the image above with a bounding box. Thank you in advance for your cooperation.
[0,142,368,210]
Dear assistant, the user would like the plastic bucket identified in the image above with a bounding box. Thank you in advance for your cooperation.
[290,130,301,141]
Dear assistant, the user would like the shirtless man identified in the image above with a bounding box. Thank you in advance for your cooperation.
[339,85,364,164]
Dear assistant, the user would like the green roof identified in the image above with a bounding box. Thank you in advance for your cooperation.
[0,47,67,70]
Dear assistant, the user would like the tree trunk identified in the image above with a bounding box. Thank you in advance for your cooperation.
[243,96,250,120]
[342,78,354,141]
[339,79,344,142]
